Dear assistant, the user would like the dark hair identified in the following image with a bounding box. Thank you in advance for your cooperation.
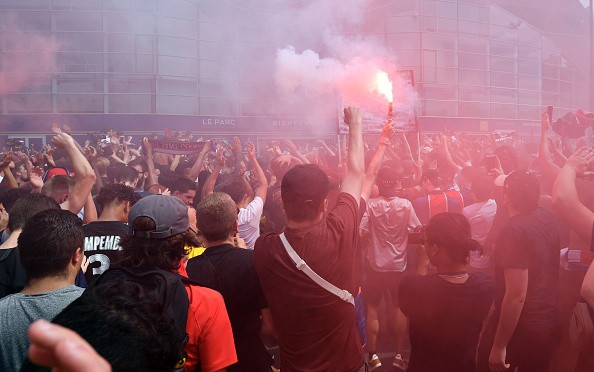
[115,166,140,185]
[504,170,540,213]
[169,176,196,195]
[494,146,518,174]
[471,175,494,202]
[96,184,140,211]
[129,158,148,172]
[48,281,184,372]
[377,160,404,197]
[425,212,481,265]
[106,163,126,183]
[119,217,199,271]
[0,188,31,212]
[421,169,442,188]
[196,193,237,242]
[18,209,84,279]
[281,164,329,222]
[214,177,247,205]
[7,193,60,232]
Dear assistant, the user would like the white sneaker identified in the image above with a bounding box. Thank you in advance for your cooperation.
[393,353,407,370]
[368,354,382,371]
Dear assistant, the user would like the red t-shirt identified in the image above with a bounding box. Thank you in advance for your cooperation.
[178,265,238,372]
[254,193,364,372]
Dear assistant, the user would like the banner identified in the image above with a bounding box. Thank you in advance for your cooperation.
[149,140,207,155]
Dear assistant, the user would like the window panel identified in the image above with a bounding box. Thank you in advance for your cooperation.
[459,69,489,86]
[491,72,517,88]
[458,20,477,36]
[387,15,419,32]
[459,86,489,102]
[57,78,103,93]
[423,66,436,83]
[438,18,457,33]
[437,51,457,67]
[459,101,489,117]
[490,103,517,118]
[54,12,102,31]
[423,84,457,100]
[518,90,541,105]
[159,56,197,78]
[423,33,457,50]
[425,99,457,116]
[490,87,517,104]
[6,94,51,113]
[518,105,541,119]
[437,1,457,18]
[57,94,103,113]
[490,56,516,73]
[459,52,488,70]
[437,67,457,84]
[490,41,517,58]
[458,36,488,53]
[519,75,541,91]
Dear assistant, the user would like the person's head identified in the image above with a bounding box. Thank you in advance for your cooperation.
[471,175,494,202]
[96,184,140,222]
[503,170,540,214]
[106,163,125,183]
[15,163,28,180]
[376,161,404,197]
[495,146,519,174]
[424,212,481,268]
[420,169,442,191]
[18,209,84,281]
[214,177,247,207]
[7,193,60,233]
[94,157,110,177]
[169,176,196,206]
[459,166,478,189]
[115,166,140,189]
[129,158,148,189]
[281,164,329,222]
[119,195,200,270]
[50,280,185,372]
[196,192,238,244]
[41,175,76,204]
[0,187,31,212]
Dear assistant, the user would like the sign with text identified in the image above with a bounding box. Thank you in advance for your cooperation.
[149,140,207,155]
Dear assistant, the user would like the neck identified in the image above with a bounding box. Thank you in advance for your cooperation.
[286,213,324,229]
[0,229,21,249]
[436,261,467,275]
[205,237,235,248]
[21,274,75,295]
[98,207,123,222]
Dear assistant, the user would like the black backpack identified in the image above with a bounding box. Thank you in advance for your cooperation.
[86,267,201,371]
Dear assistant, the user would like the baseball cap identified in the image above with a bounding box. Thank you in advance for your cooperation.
[281,164,329,203]
[42,167,70,182]
[128,195,189,239]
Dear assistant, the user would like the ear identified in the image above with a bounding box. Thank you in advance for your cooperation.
[72,247,83,266]
[322,199,329,213]
[61,194,69,204]
[123,201,131,214]
[173,190,180,197]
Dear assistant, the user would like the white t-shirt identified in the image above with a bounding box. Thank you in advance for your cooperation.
[238,196,264,250]
[360,196,421,272]
[462,199,497,269]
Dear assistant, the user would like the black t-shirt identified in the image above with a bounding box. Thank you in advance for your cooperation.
[82,221,128,283]
[186,244,272,372]
[494,208,561,330]
[0,248,27,299]
[399,273,494,372]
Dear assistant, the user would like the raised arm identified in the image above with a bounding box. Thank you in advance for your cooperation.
[247,141,268,203]
[341,107,365,205]
[201,153,225,199]
[361,121,395,202]
[552,147,594,245]
[0,153,18,190]
[142,138,158,189]
[188,140,212,181]
[284,140,310,165]
[51,133,96,214]
[538,112,562,183]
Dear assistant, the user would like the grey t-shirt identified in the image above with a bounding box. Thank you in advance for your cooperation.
[0,285,84,371]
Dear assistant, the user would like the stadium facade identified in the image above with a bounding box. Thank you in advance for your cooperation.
[0,0,592,146]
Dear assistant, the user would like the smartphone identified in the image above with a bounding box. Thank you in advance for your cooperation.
[485,154,499,171]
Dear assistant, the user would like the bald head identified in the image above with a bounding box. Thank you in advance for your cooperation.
[196,192,238,242]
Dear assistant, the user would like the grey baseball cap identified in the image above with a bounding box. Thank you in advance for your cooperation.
[128,195,189,239]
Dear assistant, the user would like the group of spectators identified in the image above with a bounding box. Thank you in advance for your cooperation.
[0,107,593,372]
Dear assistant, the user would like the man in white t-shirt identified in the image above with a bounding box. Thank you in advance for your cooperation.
[361,164,421,370]
[205,141,268,250]
[462,175,497,272]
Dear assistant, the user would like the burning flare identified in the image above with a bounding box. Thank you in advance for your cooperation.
[375,70,393,103]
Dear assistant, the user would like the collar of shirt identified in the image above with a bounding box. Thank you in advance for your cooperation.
[203,244,236,255]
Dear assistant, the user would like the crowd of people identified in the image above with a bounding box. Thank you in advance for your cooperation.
[0,107,593,372]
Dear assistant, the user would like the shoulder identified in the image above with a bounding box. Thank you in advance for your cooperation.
[185,284,225,311]
[254,233,278,256]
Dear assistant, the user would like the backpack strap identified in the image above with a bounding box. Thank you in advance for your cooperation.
[279,233,354,306]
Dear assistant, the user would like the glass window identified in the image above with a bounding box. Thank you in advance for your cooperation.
[437,67,457,84]
[202,96,237,116]
[55,32,103,52]
[423,84,457,100]
[396,50,421,66]
[158,16,198,37]
[157,0,198,19]
[518,90,541,106]
[158,79,196,95]
[423,66,436,83]
[57,94,104,113]
[438,18,457,33]
[491,87,517,104]
[518,105,541,119]
[490,24,517,43]
[490,41,517,58]
[423,16,437,31]
[459,69,489,86]
[107,34,133,53]
[54,12,102,32]
[437,1,457,18]
[478,23,490,37]
[1,11,51,31]
[542,93,559,106]
[458,3,477,21]
[157,95,197,115]
[135,55,155,73]
[108,94,152,114]
[518,45,540,61]
[199,22,235,42]
[476,6,489,23]
[490,56,516,73]
[424,50,437,66]
[458,36,488,53]
[159,56,197,78]
[104,0,134,11]
[542,64,559,79]
[459,86,489,101]
[490,6,516,27]
[518,60,540,76]
[542,78,559,93]
[387,33,420,49]
[423,0,437,16]
[458,20,477,36]
[108,54,134,73]
[57,78,103,93]
[198,59,235,80]
[158,36,197,59]
[560,67,575,82]
[199,79,238,98]
[459,52,488,70]
[437,51,457,67]
[104,13,134,33]
[459,101,489,117]
[490,103,517,118]
[6,94,51,113]
[387,15,420,32]
[519,75,541,91]
[425,99,457,116]
[423,33,457,50]
[519,24,541,47]
[135,35,154,54]
[490,72,517,88]
[132,14,155,34]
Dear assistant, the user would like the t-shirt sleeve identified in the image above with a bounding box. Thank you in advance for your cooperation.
[240,196,264,223]
[407,201,422,229]
[495,224,529,269]
[197,291,238,372]
[327,193,359,235]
